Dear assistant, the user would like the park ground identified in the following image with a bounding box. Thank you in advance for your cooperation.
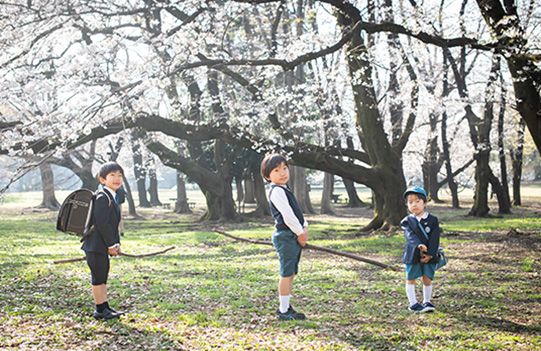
[0,185,540,350]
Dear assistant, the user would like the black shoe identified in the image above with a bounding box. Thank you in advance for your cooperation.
[420,302,436,313]
[93,308,121,320]
[408,302,424,312]
[276,306,306,320]
[106,306,124,315]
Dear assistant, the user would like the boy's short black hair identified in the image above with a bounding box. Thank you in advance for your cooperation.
[98,162,124,179]
[260,153,289,181]
[404,192,427,203]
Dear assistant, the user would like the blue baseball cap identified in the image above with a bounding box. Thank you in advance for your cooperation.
[403,186,427,200]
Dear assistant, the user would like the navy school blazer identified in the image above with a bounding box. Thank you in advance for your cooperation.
[400,214,440,264]
[81,188,121,256]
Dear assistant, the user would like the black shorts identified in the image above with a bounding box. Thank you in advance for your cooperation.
[85,251,110,285]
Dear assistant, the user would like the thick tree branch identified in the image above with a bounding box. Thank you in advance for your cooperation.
[213,229,400,271]
[170,20,364,73]
[53,246,176,264]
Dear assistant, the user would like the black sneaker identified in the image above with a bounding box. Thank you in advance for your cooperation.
[277,306,306,320]
[421,302,436,313]
[408,303,424,312]
[106,306,124,315]
[93,308,121,320]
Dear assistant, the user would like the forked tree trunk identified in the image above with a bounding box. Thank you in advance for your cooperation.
[336,10,408,229]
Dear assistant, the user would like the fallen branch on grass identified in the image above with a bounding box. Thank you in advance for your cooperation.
[53,246,176,264]
[212,229,400,272]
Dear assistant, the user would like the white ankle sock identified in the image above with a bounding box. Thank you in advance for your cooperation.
[423,285,433,304]
[279,295,290,313]
[406,284,417,306]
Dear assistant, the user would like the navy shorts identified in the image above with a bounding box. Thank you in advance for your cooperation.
[405,262,436,280]
[272,229,302,277]
[85,251,110,285]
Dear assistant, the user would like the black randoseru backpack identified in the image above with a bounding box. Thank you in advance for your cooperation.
[56,189,111,242]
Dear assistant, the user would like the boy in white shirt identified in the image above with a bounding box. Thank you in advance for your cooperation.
[261,154,308,320]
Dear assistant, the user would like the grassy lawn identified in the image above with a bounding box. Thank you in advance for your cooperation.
[0,192,540,350]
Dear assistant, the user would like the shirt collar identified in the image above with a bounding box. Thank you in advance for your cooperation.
[271,182,288,189]
[416,211,429,221]
[103,186,117,199]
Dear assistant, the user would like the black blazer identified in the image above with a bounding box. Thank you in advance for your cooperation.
[81,189,121,255]
[401,214,440,264]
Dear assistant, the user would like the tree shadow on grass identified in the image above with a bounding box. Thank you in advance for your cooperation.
[451,313,541,334]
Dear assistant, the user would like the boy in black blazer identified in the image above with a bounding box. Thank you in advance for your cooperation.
[81,162,124,320]
[401,186,440,313]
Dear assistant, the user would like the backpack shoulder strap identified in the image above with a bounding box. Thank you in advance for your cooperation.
[95,190,113,208]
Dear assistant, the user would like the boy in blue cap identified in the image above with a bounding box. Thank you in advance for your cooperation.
[401,186,440,313]
[261,153,308,320]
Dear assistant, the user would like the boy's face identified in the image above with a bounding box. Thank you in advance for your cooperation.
[406,194,426,217]
[99,171,123,192]
[266,162,289,185]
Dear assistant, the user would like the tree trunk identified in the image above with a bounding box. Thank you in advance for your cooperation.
[122,177,137,217]
[488,169,511,214]
[475,0,541,154]
[470,55,500,217]
[336,9,408,229]
[243,178,255,204]
[174,171,191,214]
[250,164,271,217]
[320,172,335,215]
[440,56,460,208]
[39,163,60,210]
[496,75,511,211]
[510,120,525,206]
[291,166,315,214]
[148,163,162,206]
[342,178,365,207]
[200,179,237,221]
[422,113,443,203]
[342,137,364,208]
[235,174,244,212]
[132,135,151,207]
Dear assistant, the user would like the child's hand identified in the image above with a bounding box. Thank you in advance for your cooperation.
[418,244,428,252]
[420,254,432,263]
[108,246,120,256]
[297,228,308,247]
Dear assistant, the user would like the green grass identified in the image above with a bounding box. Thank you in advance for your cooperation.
[0,197,540,350]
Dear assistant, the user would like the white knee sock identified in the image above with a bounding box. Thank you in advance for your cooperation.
[406,284,417,306]
[279,295,290,313]
[423,285,433,304]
